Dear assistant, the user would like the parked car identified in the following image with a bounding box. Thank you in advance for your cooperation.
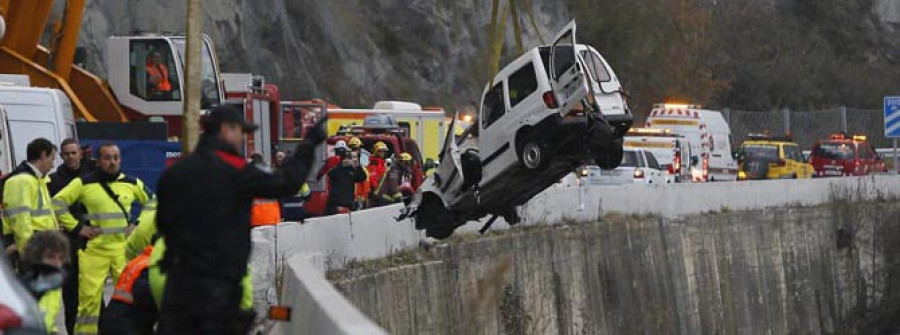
[623,128,692,183]
[645,103,737,182]
[0,243,48,335]
[736,134,815,180]
[809,133,887,177]
[587,149,666,185]
[401,21,632,238]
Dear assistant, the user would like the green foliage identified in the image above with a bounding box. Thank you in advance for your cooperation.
[569,0,899,116]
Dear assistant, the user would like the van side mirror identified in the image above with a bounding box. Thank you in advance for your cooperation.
[691,156,699,166]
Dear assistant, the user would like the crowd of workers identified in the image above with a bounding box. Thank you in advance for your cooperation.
[1,105,327,334]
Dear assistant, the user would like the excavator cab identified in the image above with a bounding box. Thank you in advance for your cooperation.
[107,34,224,118]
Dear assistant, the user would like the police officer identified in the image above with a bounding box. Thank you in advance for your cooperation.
[53,142,157,335]
[1,138,63,332]
[48,138,91,335]
[155,105,324,334]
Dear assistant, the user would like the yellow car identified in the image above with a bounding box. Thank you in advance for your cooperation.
[736,135,815,180]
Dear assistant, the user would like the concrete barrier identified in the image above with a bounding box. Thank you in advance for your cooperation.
[250,175,900,334]
[270,253,387,335]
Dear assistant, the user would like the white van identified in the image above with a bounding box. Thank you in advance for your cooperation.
[623,128,692,183]
[0,85,77,173]
[645,104,737,182]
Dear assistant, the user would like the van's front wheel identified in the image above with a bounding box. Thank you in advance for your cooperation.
[519,138,551,170]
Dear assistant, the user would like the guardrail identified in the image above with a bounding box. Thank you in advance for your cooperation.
[250,175,900,334]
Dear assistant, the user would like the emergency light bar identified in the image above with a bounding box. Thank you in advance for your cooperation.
[653,103,702,109]
[852,135,867,141]
[627,127,671,135]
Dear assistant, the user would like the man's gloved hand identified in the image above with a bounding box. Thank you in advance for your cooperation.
[305,116,328,146]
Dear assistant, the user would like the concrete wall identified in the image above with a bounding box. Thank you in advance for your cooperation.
[249,175,900,334]
[334,203,898,335]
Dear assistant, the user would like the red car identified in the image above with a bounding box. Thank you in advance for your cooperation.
[809,134,886,177]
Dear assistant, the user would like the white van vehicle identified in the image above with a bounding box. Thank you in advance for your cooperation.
[623,128,692,183]
[589,148,666,185]
[402,21,633,238]
[0,82,77,173]
[645,104,737,182]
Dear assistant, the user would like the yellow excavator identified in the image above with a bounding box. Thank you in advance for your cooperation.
[0,0,224,136]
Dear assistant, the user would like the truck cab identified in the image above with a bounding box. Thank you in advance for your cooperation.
[106,34,226,137]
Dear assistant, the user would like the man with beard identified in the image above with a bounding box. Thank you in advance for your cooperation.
[53,142,157,335]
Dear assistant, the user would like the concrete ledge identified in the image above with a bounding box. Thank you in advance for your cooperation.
[252,175,900,333]
[273,253,387,335]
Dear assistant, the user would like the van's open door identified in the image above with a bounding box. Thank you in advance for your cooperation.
[0,107,11,172]
[549,21,588,116]
[435,113,464,196]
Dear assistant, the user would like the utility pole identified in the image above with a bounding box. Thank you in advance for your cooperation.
[182,0,203,154]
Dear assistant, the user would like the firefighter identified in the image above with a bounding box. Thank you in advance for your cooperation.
[48,138,91,335]
[347,137,370,209]
[366,142,389,206]
[155,105,324,334]
[2,138,64,332]
[372,152,415,207]
[53,142,157,335]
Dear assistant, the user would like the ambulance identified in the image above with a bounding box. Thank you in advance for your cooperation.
[645,103,737,182]
[623,128,692,183]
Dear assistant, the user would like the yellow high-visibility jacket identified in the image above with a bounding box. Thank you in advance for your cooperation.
[53,172,156,255]
[1,163,57,254]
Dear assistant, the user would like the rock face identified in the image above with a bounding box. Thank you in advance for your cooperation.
[75,0,570,109]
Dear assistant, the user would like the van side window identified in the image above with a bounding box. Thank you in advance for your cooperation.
[508,62,538,108]
[482,83,506,129]
[784,145,802,161]
[579,50,611,82]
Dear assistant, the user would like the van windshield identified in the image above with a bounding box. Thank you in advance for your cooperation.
[814,143,855,160]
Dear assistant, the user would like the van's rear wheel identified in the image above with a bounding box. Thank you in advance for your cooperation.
[519,138,551,170]
[595,141,624,170]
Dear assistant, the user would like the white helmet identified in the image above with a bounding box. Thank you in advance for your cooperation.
[334,140,348,151]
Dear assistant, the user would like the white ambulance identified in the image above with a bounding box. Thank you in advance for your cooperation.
[623,128,692,183]
[645,104,737,182]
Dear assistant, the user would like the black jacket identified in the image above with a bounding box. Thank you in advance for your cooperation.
[156,134,317,281]
[49,163,91,222]
[326,164,366,207]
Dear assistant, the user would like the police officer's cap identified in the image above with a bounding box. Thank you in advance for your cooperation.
[202,105,259,133]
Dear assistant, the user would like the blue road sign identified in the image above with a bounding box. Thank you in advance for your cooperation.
[886,97,900,138]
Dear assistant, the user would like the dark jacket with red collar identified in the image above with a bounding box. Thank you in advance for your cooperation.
[156,134,317,281]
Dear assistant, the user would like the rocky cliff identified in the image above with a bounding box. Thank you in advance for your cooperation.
[74,0,569,110]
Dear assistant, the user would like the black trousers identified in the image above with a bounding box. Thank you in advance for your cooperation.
[156,269,253,335]
[63,244,79,335]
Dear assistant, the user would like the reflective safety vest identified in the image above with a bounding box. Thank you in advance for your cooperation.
[146,63,172,92]
[53,172,156,255]
[111,246,153,304]
[2,163,58,254]
[250,198,281,226]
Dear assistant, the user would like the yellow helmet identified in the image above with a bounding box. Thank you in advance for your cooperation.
[373,141,388,152]
[399,152,413,162]
[348,137,362,149]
